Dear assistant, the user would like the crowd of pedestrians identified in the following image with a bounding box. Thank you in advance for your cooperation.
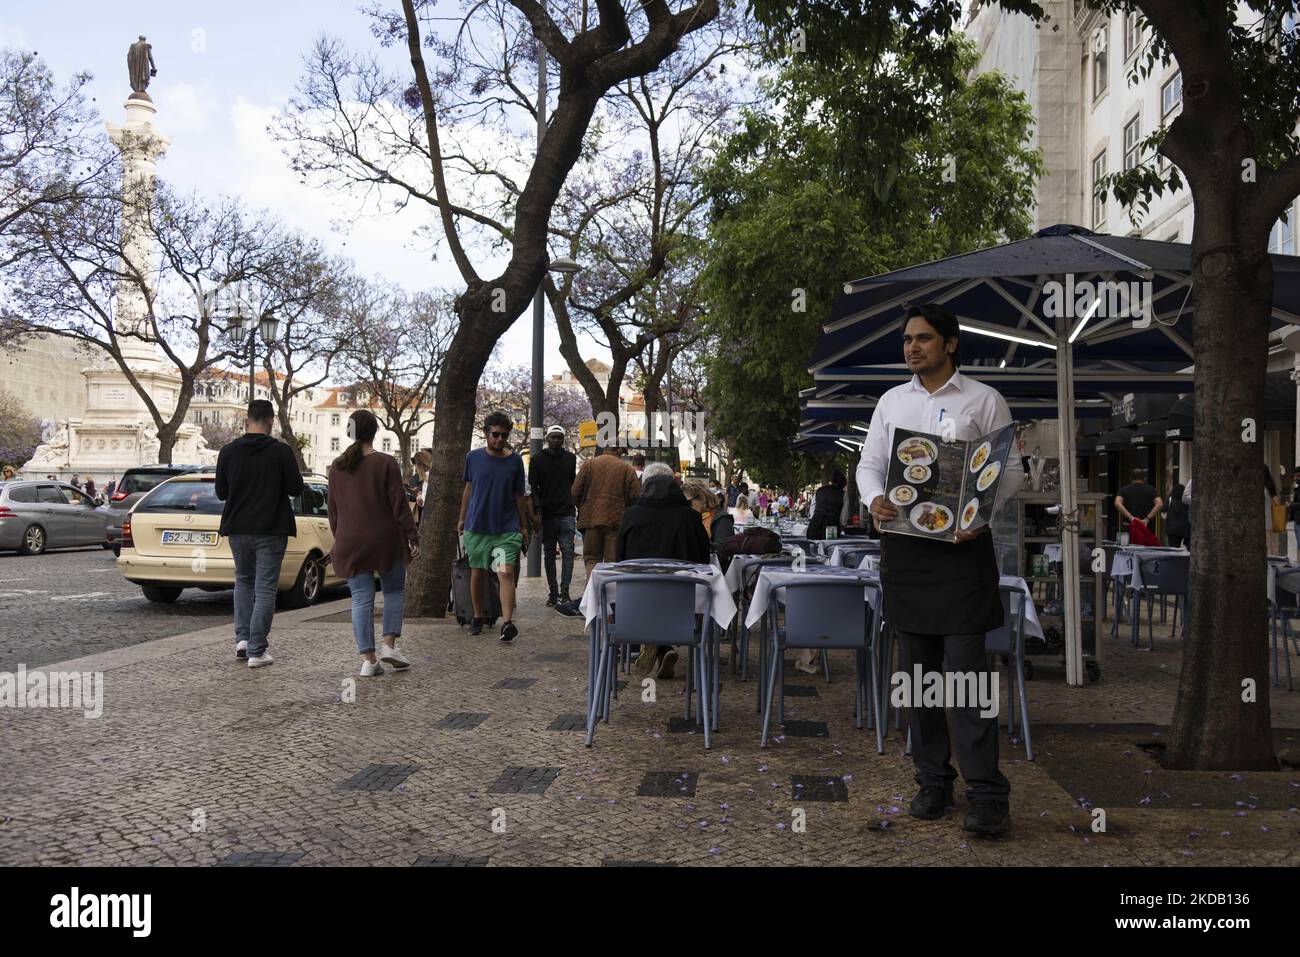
[203,398,766,677]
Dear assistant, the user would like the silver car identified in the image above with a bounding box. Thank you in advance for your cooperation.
[0,480,108,555]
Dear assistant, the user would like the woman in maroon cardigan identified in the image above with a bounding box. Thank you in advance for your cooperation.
[328,410,421,676]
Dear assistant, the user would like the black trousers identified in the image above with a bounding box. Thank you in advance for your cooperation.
[896,629,1010,805]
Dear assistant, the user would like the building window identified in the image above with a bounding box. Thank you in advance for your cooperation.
[1271,206,1296,256]
[1092,28,1109,101]
[331,413,340,427]
[1123,11,1141,60]
[1092,149,1108,230]
[382,438,392,452]
[1123,115,1142,170]
[330,437,340,452]
[1161,72,1183,120]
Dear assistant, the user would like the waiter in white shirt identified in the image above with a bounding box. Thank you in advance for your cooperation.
[857,303,1024,835]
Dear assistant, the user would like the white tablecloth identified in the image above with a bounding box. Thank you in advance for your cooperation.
[580,561,737,629]
[722,551,813,593]
[744,564,882,629]
[1269,562,1300,604]
[840,566,1042,640]
[826,542,879,567]
[1110,546,1187,589]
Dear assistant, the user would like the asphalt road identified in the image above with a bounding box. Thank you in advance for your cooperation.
[0,546,344,670]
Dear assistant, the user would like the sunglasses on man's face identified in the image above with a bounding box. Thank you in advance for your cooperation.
[489,431,509,439]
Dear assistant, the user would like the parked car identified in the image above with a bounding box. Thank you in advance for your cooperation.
[0,480,109,555]
[115,471,343,606]
[104,465,206,556]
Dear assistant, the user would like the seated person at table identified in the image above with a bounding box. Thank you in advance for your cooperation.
[683,479,735,554]
[807,471,847,541]
[616,462,711,680]
[730,495,755,525]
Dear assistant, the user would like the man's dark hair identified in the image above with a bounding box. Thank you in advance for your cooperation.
[1130,468,1146,482]
[247,399,275,425]
[483,411,512,434]
[905,303,961,368]
[830,471,847,489]
[632,453,646,467]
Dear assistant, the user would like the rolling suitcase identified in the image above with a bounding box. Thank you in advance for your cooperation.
[449,538,502,626]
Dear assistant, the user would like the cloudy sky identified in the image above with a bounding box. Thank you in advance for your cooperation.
[3,0,608,377]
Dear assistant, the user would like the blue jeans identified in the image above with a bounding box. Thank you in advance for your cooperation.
[346,563,406,654]
[542,514,576,596]
[229,534,288,657]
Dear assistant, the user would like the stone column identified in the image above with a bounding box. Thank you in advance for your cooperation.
[105,94,171,369]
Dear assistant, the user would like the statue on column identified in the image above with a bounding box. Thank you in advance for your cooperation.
[128,36,157,97]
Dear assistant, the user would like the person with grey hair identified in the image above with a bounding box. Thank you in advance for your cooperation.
[614,460,710,678]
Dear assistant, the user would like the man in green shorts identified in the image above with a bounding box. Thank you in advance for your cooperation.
[458,411,532,641]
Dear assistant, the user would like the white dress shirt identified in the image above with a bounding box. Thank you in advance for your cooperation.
[856,369,1024,516]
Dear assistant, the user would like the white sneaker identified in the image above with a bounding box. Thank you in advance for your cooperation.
[247,652,274,668]
[235,640,248,660]
[360,658,385,677]
[379,644,410,669]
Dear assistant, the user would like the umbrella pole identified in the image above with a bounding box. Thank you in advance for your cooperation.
[1056,334,1085,686]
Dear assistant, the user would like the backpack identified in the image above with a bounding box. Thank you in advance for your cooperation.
[716,527,781,564]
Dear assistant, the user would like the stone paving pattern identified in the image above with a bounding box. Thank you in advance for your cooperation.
[2,566,1299,866]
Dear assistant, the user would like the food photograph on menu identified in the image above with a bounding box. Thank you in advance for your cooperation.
[879,424,1016,543]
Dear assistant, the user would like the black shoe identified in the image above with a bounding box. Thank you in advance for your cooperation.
[907,785,955,821]
[468,617,484,636]
[560,592,574,605]
[546,592,559,607]
[555,600,582,619]
[962,800,1011,834]
[500,620,518,642]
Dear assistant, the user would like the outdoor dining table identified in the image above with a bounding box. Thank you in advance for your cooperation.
[578,560,738,717]
[827,542,879,567]
[1109,545,1187,637]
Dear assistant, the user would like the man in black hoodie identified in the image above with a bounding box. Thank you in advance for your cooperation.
[529,425,578,608]
[214,399,304,668]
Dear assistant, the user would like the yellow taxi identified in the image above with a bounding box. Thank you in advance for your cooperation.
[116,471,344,606]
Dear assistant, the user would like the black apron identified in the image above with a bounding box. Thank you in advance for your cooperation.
[879,530,1003,636]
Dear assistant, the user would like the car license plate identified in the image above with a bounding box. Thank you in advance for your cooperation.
[162,530,219,546]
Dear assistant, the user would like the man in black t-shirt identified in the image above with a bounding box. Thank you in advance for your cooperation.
[1115,469,1162,539]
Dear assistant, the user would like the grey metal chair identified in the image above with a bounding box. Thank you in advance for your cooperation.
[1130,554,1189,650]
[1269,566,1300,691]
[585,572,716,749]
[985,584,1033,760]
[760,578,869,747]
[738,555,825,687]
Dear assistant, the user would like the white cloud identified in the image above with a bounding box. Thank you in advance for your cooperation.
[151,81,217,135]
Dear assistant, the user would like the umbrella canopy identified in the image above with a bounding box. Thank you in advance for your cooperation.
[808,224,1300,686]
[1129,418,1171,446]
[1093,426,1137,453]
[812,224,1300,373]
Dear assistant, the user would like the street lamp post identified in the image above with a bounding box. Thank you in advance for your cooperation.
[227,302,279,406]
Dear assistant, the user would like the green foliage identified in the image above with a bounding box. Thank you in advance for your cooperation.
[0,390,43,470]
[700,34,1042,479]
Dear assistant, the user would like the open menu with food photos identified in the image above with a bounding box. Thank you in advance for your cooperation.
[878,423,1016,542]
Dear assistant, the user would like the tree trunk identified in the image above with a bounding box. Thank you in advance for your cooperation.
[407,287,519,615]
[155,426,176,465]
[398,431,412,476]
[277,407,306,471]
[1165,230,1276,769]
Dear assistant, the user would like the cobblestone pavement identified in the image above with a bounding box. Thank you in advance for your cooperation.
[1,565,1298,866]
[0,548,347,670]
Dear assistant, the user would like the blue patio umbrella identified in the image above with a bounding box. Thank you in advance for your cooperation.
[808,223,1300,686]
